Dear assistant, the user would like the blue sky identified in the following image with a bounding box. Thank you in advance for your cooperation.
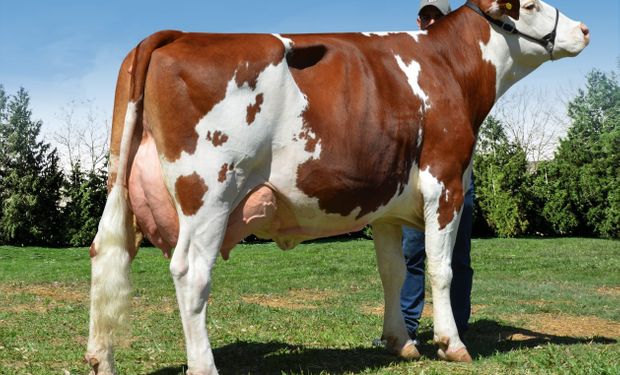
[0,0,618,137]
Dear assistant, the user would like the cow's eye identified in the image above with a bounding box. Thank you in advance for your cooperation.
[523,3,537,11]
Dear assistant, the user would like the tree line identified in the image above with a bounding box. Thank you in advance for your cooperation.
[0,69,617,247]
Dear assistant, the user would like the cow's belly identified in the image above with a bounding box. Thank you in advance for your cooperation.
[128,132,354,258]
[127,132,364,259]
[128,133,423,259]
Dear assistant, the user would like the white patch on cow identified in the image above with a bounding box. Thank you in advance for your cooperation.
[417,127,423,149]
[362,31,395,37]
[418,167,466,351]
[272,33,294,51]
[116,101,138,182]
[406,31,427,43]
[361,31,426,43]
[395,55,431,110]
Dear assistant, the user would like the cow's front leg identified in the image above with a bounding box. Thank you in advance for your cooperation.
[371,221,420,360]
[170,211,229,375]
[419,168,472,362]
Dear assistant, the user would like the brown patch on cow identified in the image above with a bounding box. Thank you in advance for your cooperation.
[436,182,465,229]
[242,289,338,310]
[142,33,285,162]
[503,313,620,339]
[288,32,424,218]
[206,130,229,147]
[89,242,97,258]
[218,163,229,183]
[246,93,264,125]
[175,172,208,216]
[297,127,319,153]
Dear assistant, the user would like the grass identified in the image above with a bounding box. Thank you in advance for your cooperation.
[0,238,618,374]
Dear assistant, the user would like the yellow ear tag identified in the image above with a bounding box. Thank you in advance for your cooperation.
[505,3,513,10]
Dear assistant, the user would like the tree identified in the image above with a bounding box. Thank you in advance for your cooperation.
[55,99,109,173]
[0,87,65,245]
[537,70,619,238]
[474,116,530,237]
[493,87,567,164]
[63,163,107,246]
[54,100,109,246]
[0,86,8,222]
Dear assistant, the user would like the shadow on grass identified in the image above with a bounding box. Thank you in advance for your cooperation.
[149,342,398,375]
[417,319,617,359]
[149,319,617,375]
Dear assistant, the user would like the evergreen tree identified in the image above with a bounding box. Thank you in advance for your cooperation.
[63,162,107,246]
[538,70,619,238]
[474,116,530,237]
[0,86,8,222]
[0,87,64,245]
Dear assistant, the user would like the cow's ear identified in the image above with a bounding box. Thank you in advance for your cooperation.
[485,0,520,20]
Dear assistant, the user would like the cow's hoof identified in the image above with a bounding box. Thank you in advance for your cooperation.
[385,336,421,360]
[84,353,115,375]
[399,340,421,360]
[433,335,472,363]
[437,347,473,363]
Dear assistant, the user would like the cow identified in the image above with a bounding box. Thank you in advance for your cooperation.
[85,0,589,373]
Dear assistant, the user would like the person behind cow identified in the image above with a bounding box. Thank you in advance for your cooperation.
[400,0,475,344]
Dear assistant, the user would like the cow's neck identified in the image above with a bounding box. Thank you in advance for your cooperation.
[428,7,540,130]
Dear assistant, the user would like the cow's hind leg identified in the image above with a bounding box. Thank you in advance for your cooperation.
[86,185,136,374]
[371,222,420,360]
[169,188,233,375]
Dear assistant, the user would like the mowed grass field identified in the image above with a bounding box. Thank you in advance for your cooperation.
[0,238,619,375]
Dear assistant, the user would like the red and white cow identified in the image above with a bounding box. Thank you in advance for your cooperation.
[86,0,589,373]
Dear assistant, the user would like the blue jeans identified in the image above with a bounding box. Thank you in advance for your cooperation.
[400,178,474,339]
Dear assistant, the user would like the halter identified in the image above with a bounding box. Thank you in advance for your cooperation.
[465,1,560,60]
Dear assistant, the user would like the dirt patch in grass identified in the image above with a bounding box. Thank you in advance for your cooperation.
[361,303,486,318]
[132,295,178,315]
[504,313,620,339]
[596,286,620,297]
[242,289,338,310]
[0,282,87,313]
[0,282,86,302]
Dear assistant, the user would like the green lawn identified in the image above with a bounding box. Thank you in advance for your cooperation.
[0,238,619,374]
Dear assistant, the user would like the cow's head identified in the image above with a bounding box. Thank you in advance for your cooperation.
[476,0,590,65]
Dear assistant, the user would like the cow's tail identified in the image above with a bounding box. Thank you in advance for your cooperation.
[87,30,183,367]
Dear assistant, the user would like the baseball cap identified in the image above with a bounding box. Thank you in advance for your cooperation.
[419,0,451,16]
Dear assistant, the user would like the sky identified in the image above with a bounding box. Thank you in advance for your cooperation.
[0,0,618,142]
